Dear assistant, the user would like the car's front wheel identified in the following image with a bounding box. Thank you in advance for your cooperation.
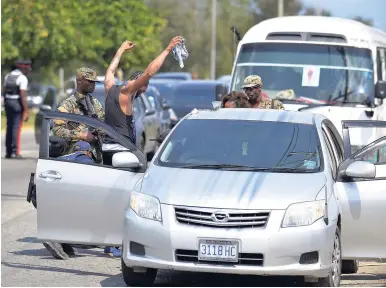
[306,227,342,287]
[121,258,157,287]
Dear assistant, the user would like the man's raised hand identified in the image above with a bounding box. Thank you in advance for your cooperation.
[120,41,136,52]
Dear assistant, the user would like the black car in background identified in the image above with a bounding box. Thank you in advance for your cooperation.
[167,80,228,126]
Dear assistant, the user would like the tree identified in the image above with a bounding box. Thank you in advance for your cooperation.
[352,16,373,27]
[253,0,303,23]
[1,0,166,83]
[302,7,332,16]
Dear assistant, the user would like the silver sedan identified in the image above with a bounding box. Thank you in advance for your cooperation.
[33,108,386,287]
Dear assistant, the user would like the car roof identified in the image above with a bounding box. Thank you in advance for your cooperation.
[174,80,226,87]
[154,72,191,76]
[184,108,326,125]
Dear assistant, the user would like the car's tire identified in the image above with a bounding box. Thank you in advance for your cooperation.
[305,227,342,287]
[342,260,359,274]
[121,257,157,287]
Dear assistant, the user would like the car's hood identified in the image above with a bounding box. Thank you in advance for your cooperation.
[140,165,326,209]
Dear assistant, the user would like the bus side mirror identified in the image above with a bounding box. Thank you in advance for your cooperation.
[375,80,386,99]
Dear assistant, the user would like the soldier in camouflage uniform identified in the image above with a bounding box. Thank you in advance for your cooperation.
[44,68,104,260]
[241,75,285,110]
[52,67,104,163]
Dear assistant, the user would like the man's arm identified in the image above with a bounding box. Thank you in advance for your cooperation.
[105,41,136,95]
[52,101,94,142]
[121,36,182,95]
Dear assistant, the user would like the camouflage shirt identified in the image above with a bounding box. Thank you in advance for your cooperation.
[254,99,285,110]
[51,92,105,161]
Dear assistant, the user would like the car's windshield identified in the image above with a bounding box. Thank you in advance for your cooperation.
[156,119,322,172]
[231,43,374,104]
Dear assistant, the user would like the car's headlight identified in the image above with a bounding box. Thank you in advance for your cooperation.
[130,191,162,222]
[282,200,325,228]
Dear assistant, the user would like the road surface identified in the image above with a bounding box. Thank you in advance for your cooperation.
[1,131,385,286]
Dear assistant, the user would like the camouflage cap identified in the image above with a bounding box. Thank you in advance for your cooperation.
[76,67,101,82]
[242,75,263,88]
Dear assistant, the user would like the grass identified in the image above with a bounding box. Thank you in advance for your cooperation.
[1,110,37,131]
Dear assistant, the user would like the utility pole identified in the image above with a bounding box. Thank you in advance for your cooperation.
[278,0,284,17]
[210,0,217,80]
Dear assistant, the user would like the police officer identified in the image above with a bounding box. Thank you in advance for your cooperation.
[241,75,285,110]
[2,60,31,158]
[43,67,104,260]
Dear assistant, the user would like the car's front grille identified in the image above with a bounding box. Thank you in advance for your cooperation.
[174,207,270,228]
[175,249,264,266]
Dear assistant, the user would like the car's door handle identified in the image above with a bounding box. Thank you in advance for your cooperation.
[39,171,62,180]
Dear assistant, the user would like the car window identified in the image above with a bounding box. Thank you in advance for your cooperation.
[355,137,386,165]
[155,119,322,172]
[141,94,154,111]
[145,89,162,111]
[170,85,217,109]
[91,86,106,109]
[134,97,145,115]
[43,88,55,106]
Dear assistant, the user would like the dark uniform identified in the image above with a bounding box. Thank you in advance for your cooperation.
[3,60,31,158]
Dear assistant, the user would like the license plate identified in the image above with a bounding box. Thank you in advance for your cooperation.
[198,239,239,262]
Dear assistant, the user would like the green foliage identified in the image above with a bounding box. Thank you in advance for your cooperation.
[1,0,165,81]
[1,0,376,84]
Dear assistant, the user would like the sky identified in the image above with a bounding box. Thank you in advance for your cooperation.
[301,0,385,31]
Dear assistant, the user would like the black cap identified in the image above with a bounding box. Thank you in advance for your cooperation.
[15,59,32,65]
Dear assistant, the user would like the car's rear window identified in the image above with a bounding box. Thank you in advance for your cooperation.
[169,85,218,109]
[155,119,323,172]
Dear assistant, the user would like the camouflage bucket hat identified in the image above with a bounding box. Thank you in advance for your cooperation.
[76,67,101,82]
[242,75,263,88]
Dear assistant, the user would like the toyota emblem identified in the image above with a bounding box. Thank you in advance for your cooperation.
[211,211,230,223]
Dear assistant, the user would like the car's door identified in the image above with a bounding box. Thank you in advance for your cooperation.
[35,111,147,246]
[336,120,386,259]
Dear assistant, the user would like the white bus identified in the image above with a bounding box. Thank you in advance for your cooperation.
[230,16,386,155]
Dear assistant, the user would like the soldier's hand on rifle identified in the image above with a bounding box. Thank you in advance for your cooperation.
[120,40,136,53]
[81,131,96,142]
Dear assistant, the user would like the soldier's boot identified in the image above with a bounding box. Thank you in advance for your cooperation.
[61,244,76,256]
[43,242,69,260]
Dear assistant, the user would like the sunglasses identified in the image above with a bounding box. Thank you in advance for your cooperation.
[243,85,261,92]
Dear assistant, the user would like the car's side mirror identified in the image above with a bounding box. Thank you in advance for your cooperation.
[40,104,52,111]
[344,161,376,179]
[65,88,73,96]
[145,109,156,116]
[375,80,386,99]
[150,129,171,144]
[112,151,141,168]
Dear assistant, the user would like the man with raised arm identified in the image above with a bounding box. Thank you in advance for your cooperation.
[102,36,182,163]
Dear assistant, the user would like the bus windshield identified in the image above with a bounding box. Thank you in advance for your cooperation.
[231,43,374,104]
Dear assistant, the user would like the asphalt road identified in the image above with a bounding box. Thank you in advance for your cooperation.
[1,131,385,286]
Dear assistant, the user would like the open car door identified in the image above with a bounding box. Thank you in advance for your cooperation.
[34,111,147,246]
[336,120,386,259]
